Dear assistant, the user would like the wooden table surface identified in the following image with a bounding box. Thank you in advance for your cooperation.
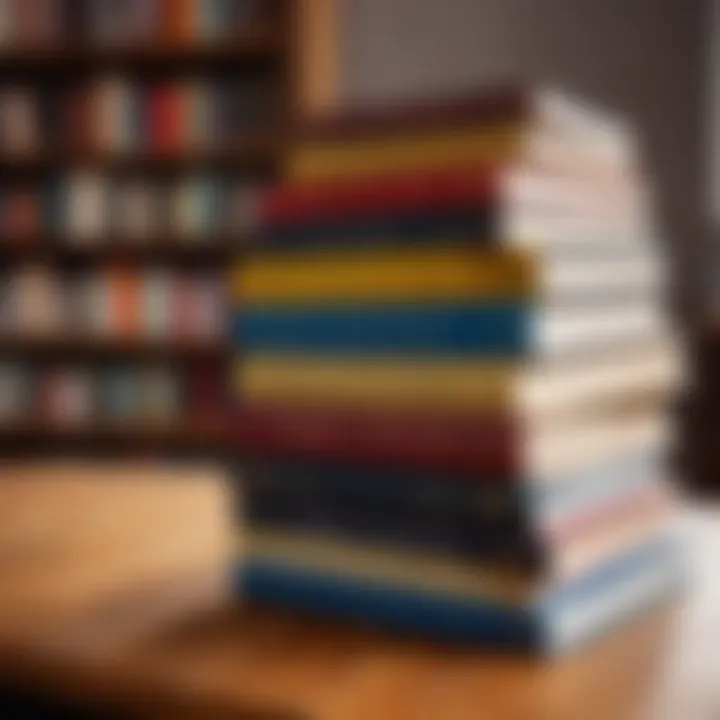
[0,506,716,720]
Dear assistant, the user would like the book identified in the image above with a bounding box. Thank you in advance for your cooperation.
[114,181,160,240]
[236,247,535,305]
[237,303,667,360]
[150,82,184,154]
[64,173,108,241]
[94,77,137,154]
[110,270,142,337]
[238,535,680,654]
[289,88,636,182]
[261,169,497,227]
[0,363,27,421]
[0,88,38,155]
[144,271,174,339]
[237,246,664,305]
[236,345,678,420]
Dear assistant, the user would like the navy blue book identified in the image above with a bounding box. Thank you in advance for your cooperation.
[258,210,495,250]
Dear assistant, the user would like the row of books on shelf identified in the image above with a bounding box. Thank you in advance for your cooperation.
[0,176,259,241]
[0,0,271,49]
[0,363,224,426]
[0,77,275,155]
[0,268,224,340]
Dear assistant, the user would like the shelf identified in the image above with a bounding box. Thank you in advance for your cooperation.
[0,240,243,264]
[0,31,284,71]
[0,337,229,360]
[0,420,229,449]
[1,140,282,172]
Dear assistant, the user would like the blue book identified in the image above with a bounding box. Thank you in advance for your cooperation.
[237,303,530,357]
[237,538,681,654]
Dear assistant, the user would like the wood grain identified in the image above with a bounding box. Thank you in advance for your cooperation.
[0,472,713,719]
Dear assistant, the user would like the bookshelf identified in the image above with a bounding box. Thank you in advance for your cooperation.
[0,0,339,458]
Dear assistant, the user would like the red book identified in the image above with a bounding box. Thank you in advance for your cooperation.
[262,169,498,227]
[150,85,183,154]
[233,403,518,476]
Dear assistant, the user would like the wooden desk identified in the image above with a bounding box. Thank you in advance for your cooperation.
[0,509,716,719]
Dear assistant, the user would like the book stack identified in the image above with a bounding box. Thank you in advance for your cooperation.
[232,87,684,653]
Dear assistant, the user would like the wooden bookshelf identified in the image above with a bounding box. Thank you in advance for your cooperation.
[0,0,330,457]
[0,33,284,72]
[1,141,282,172]
[0,337,228,360]
[0,238,241,265]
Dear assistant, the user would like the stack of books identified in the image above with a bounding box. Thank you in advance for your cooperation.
[231,87,684,654]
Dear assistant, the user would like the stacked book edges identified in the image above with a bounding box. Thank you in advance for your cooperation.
[231,86,684,654]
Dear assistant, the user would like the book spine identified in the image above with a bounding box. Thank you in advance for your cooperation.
[238,562,536,649]
[263,170,497,226]
[234,404,517,474]
[239,304,530,357]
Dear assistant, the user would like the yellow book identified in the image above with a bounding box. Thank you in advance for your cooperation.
[237,346,678,418]
[287,125,525,182]
[235,247,536,305]
[238,357,518,412]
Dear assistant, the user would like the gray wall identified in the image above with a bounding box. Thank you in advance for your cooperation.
[339,0,709,319]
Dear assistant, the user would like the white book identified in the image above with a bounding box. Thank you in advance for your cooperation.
[532,303,669,362]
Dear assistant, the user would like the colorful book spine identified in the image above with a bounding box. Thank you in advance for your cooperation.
[262,170,497,225]
[238,304,530,357]
[234,403,517,474]
[237,248,534,305]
